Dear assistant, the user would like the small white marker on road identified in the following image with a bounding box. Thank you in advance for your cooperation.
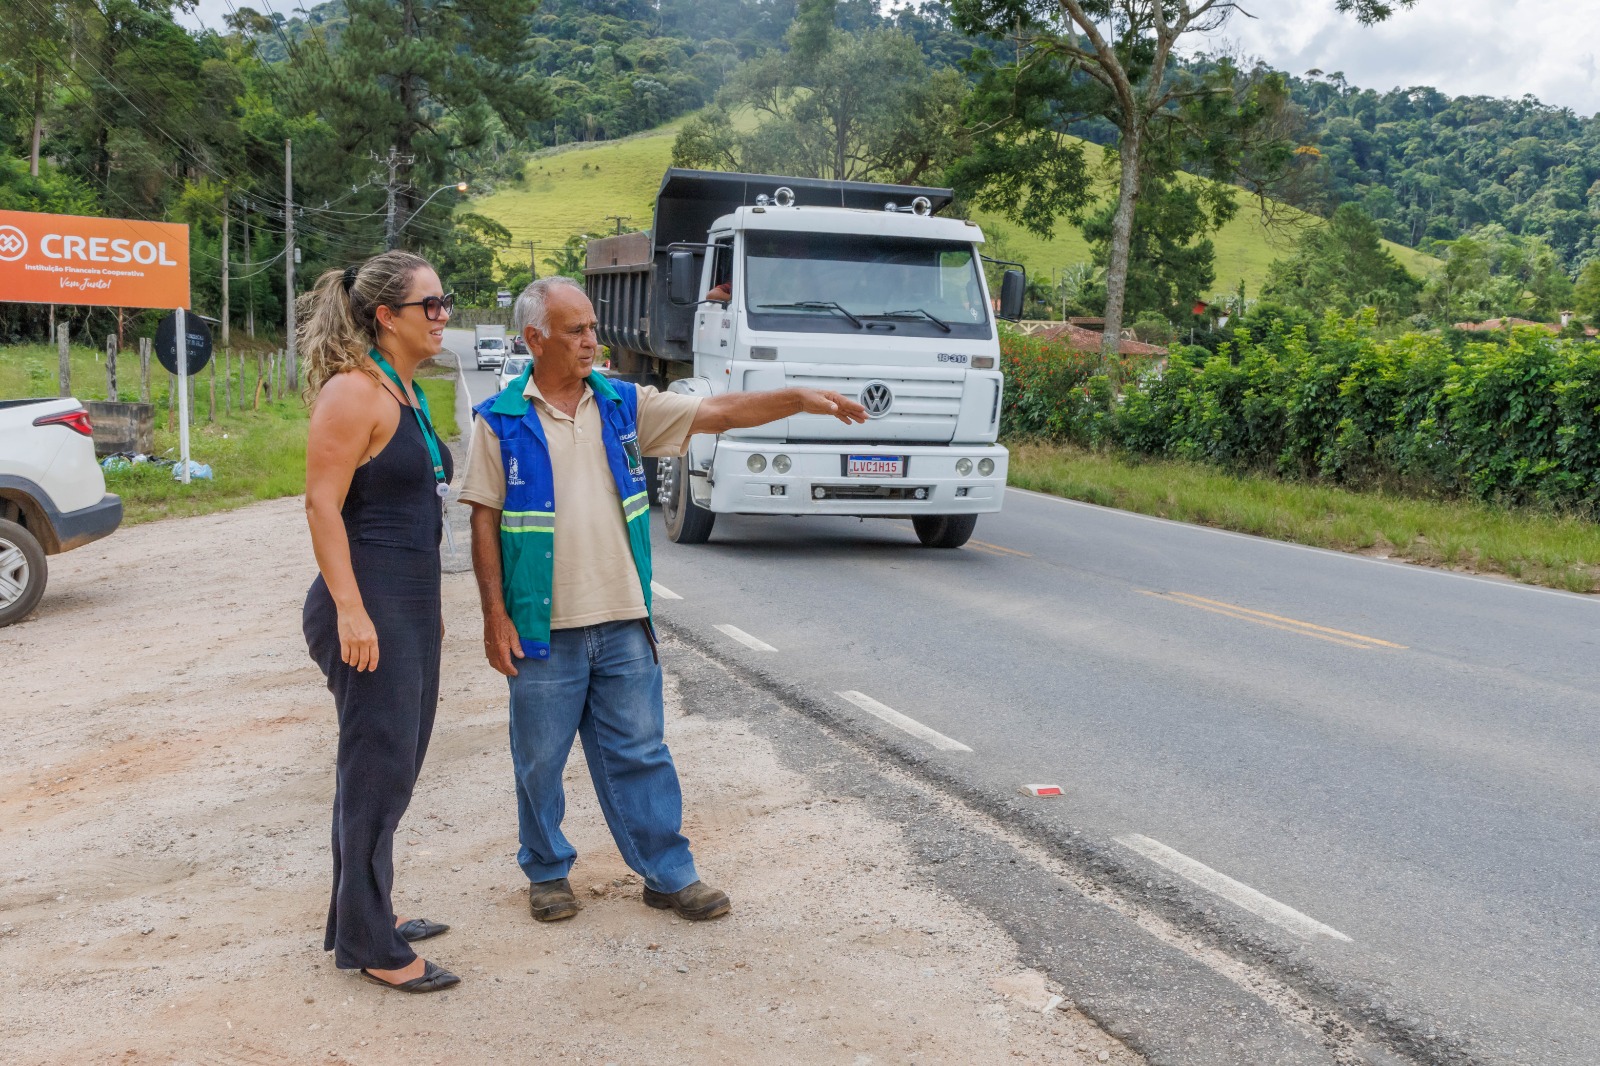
[651,581,682,600]
[1115,834,1352,942]
[1020,784,1064,797]
[835,691,973,753]
[713,624,776,652]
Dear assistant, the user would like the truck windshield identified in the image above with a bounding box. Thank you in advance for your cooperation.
[743,232,992,340]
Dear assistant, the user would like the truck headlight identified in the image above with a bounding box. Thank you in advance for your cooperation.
[747,454,767,473]
[772,454,792,473]
[956,458,973,476]
[978,458,995,476]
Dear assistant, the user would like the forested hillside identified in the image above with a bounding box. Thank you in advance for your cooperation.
[1285,73,1600,267]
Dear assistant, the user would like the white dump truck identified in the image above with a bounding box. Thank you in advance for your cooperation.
[585,168,1023,548]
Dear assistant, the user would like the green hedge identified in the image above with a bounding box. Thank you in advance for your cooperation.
[1003,315,1600,514]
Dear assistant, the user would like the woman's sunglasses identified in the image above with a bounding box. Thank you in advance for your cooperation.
[390,292,456,322]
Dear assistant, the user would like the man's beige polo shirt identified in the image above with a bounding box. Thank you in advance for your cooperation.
[457,377,702,629]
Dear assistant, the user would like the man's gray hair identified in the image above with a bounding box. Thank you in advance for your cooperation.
[512,275,585,338]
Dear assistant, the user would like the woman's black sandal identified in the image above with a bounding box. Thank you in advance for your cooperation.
[360,960,461,993]
[396,918,450,942]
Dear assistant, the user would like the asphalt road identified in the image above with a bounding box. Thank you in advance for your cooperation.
[440,332,1600,1064]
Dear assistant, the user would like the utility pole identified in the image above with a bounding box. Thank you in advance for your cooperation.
[606,214,630,235]
[376,145,416,251]
[221,189,230,348]
[285,139,297,391]
[529,239,538,280]
[243,199,254,338]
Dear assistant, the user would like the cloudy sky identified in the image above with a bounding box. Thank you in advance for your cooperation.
[1196,0,1600,116]
[182,0,1600,117]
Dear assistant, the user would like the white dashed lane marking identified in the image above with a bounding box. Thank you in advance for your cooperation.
[835,691,973,753]
[651,581,683,600]
[1115,834,1352,942]
[713,624,777,652]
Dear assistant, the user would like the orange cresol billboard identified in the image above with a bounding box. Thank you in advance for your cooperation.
[0,209,190,310]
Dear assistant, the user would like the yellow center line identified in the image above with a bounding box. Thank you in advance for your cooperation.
[1167,592,1407,649]
[970,539,1032,558]
[1141,592,1406,651]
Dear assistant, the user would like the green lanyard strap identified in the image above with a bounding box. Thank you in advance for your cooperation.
[369,348,448,495]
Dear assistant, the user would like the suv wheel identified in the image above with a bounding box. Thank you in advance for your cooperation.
[0,518,48,627]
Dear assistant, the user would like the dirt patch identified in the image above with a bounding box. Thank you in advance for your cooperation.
[2,497,1135,1065]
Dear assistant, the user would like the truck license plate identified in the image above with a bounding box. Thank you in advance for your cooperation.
[847,455,904,478]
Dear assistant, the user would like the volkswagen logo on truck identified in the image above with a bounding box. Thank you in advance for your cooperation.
[860,381,893,418]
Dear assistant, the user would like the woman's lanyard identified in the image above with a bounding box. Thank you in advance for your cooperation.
[369,348,457,555]
[369,349,448,498]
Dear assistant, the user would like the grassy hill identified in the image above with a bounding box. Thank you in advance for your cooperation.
[470,123,1439,297]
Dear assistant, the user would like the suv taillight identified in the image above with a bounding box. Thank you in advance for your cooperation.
[34,409,94,437]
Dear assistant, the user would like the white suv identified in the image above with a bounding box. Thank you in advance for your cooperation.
[0,398,123,626]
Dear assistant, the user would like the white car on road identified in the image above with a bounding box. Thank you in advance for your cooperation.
[475,336,507,371]
[496,355,532,394]
[0,398,123,626]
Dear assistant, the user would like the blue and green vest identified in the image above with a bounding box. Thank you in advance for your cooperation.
[473,367,653,659]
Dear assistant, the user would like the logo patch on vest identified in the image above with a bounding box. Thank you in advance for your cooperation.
[508,456,525,486]
[620,430,644,479]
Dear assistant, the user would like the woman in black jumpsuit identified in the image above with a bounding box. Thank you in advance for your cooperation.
[299,251,461,993]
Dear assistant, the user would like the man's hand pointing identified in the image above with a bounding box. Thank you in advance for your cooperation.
[796,388,868,424]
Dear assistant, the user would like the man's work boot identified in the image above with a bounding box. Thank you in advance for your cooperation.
[643,880,731,921]
[528,877,580,922]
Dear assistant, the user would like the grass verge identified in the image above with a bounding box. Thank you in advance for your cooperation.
[0,342,458,526]
[1007,442,1600,594]
[106,377,457,526]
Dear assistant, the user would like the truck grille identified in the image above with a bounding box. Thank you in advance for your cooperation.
[784,368,964,437]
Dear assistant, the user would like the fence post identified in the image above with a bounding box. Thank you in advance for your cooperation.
[208,356,216,423]
[106,334,118,400]
[58,323,70,397]
[254,352,263,410]
[167,372,176,429]
[224,349,232,416]
[139,337,151,404]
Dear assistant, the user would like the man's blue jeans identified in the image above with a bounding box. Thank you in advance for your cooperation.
[506,619,699,894]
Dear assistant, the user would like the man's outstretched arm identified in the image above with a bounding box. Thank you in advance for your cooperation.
[689,388,867,435]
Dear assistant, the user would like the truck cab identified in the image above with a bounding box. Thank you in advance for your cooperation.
[586,169,1022,548]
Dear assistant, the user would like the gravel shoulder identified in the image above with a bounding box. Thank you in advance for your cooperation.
[1,496,1136,1065]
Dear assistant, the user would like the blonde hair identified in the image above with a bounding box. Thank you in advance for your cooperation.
[298,250,432,399]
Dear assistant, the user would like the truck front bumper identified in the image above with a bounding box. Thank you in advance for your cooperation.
[707,442,1007,516]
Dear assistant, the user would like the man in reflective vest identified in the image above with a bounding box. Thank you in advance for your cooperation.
[461,277,865,922]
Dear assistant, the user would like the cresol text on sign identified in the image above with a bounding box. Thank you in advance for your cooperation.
[0,209,190,310]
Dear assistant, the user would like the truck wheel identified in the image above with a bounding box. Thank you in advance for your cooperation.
[0,518,48,627]
[659,456,715,544]
[644,457,660,504]
[912,514,977,549]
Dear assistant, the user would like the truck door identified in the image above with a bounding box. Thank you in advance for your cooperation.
[694,235,735,371]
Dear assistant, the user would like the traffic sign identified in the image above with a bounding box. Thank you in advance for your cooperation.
[155,311,213,375]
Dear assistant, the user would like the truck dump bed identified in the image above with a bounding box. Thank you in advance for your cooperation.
[586,168,954,367]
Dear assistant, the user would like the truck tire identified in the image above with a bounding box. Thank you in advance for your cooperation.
[0,518,48,627]
[659,456,715,544]
[644,456,660,504]
[912,514,977,549]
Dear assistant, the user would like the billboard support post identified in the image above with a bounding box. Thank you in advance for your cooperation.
[176,306,191,484]
[57,322,69,397]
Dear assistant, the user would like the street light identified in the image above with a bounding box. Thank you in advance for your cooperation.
[389,180,470,247]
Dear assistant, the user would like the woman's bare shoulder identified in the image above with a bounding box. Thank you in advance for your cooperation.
[315,367,389,408]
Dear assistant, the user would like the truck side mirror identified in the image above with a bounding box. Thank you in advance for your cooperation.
[668,251,696,305]
[999,270,1025,321]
